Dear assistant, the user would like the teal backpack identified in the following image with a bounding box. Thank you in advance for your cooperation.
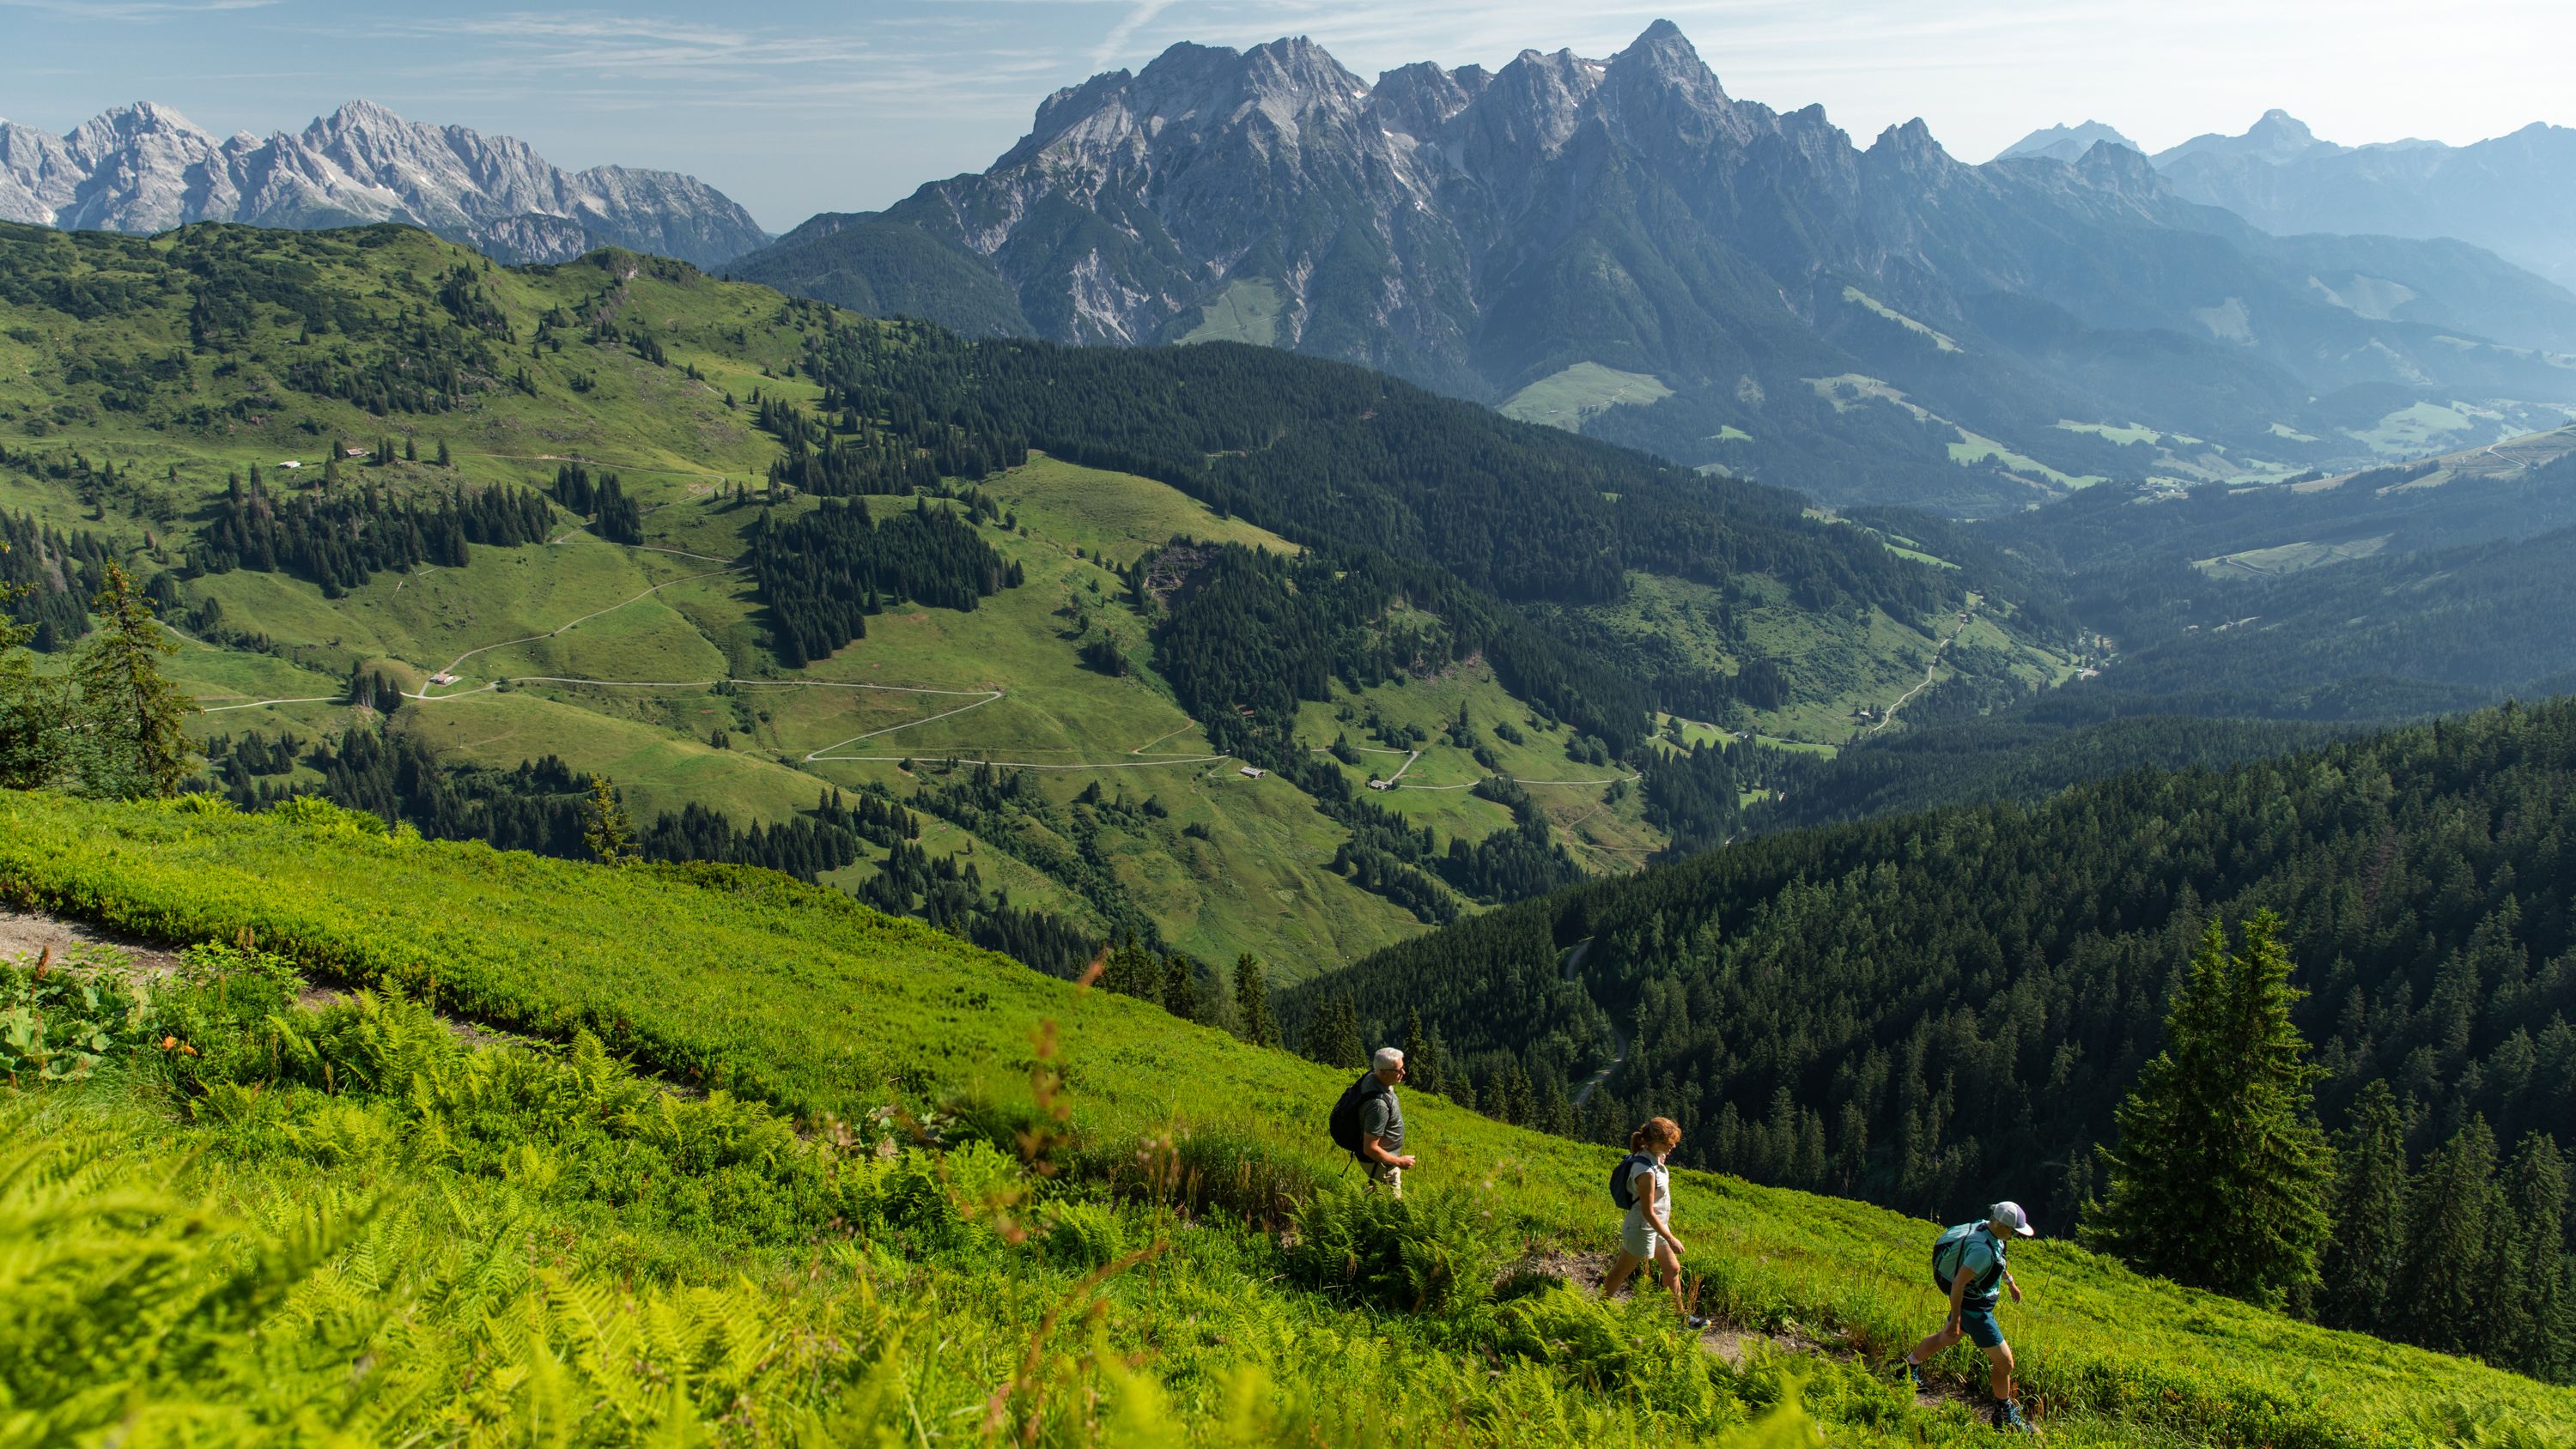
[1930,1222,2007,1297]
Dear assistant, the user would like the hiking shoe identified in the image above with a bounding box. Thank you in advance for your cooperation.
[1684,1314,1710,1330]
[1899,1361,1927,1393]
[1992,1400,2032,1434]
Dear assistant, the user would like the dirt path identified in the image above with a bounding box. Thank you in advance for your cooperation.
[0,911,185,977]
[1511,1247,1974,1415]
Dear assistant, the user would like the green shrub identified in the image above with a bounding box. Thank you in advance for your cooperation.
[0,945,156,1082]
[1285,1183,1505,1317]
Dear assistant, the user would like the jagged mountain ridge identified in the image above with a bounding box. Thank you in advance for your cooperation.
[734,21,2576,514]
[0,100,769,268]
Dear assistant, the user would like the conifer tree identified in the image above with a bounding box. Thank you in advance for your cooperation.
[1402,1008,1442,1094]
[1304,991,1363,1070]
[2318,1079,2409,1333]
[581,773,635,866]
[2397,1117,2500,1355]
[436,438,453,468]
[1162,952,1197,1023]
[1232,953,1277,1048]
[0,568,65,789]
[1100,937,1162,1005]
[2086,912,2335,1307]
[2498,1133,2571,1380]
[71,564,197,798]
[404,437,417,462]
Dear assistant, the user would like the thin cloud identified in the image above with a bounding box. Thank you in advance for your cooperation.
[1094,0,1180,66]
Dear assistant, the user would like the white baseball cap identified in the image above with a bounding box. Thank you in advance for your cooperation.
[1990,1201,2036,1237]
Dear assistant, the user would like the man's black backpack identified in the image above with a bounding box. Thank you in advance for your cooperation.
[1609,1151,1655,1210]
[1328,1071,1388,1158]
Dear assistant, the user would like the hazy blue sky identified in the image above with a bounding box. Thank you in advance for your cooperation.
[5,0,2568,231]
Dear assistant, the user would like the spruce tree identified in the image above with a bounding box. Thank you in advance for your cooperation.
[2496,1132,2568,1378]
[2397,1117,2500,1355]
[581,773,635,866]
[1304,991,1363,1070]
[1161,952,1197,1022]
[2085,912,2335,1307]
[1100,937,1161,1006]
[1402,1008,1443,1094]
[71,564,198,798]
[2318,1079,2409,1333]
[0,571,65,789]
[436,438,453,468]
[1232,953,1277,1048]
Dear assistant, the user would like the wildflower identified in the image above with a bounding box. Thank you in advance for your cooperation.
[161,1035,178,1051]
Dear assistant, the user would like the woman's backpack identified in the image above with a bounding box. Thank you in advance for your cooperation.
[1609,1152,1655,1210]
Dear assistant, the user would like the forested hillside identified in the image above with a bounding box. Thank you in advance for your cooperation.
[1297,696,2576,1379]
[0,218,2043,979]
[1984,439,2576,720]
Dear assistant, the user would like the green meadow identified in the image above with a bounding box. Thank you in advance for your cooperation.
[3,791,2569,1446]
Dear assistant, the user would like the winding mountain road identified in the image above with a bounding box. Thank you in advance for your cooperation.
[1563,937,1628,1108]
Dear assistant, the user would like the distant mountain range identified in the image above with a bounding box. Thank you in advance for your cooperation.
[0,100,770,269]
[732,22,2576,514]
[1998,109,2576,287]
[1993,120,2139,163]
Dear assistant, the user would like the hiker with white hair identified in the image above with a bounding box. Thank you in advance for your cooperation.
[1327,1046,1415,1195]
[1899,1200,2038,1434]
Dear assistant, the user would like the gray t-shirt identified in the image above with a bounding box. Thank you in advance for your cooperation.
[1624,1158,1669,1237]
[1360,1083,1403,1155]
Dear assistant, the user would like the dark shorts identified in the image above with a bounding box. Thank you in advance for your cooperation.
[1959,1303,2006,1349]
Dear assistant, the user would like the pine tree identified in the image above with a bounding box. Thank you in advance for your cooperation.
[404,436,417,462]
[2318,1079,2409,1333]
[2397,1117,2500,1355]
[1402,1009,1442,1094]
[0,568,65,789]
[71,565,198,798]
[581,773,635,866]
[436,438,453,468]
[2085,912,2335,1307]
[1304,991,1363,1070]
[1101,938,1161,1006]
[1232,954,1277,1048]
[2495,1132,2569,1378]
[1161,953,1197,1022]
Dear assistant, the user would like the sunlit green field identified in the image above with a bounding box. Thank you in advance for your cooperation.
[5,791,2569,1446]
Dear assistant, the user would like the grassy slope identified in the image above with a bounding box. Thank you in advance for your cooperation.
[4,790,2572,1446]
[0,220,2055,976]
[0,226,1465,969]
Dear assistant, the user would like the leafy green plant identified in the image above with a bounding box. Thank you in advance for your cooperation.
[0,946,155,1082]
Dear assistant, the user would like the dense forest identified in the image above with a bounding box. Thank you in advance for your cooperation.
[1987,450,2576,719]
[1290,698,2576,1373]
[191,471,556,596]
[747,494,1020,668]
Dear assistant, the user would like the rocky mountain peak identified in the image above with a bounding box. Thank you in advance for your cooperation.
[1864,116,1959,184]
[1367,61,1488,143]
[3,99,767,266]
[1600,17,1741,137]
[2242,108,2326,157]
